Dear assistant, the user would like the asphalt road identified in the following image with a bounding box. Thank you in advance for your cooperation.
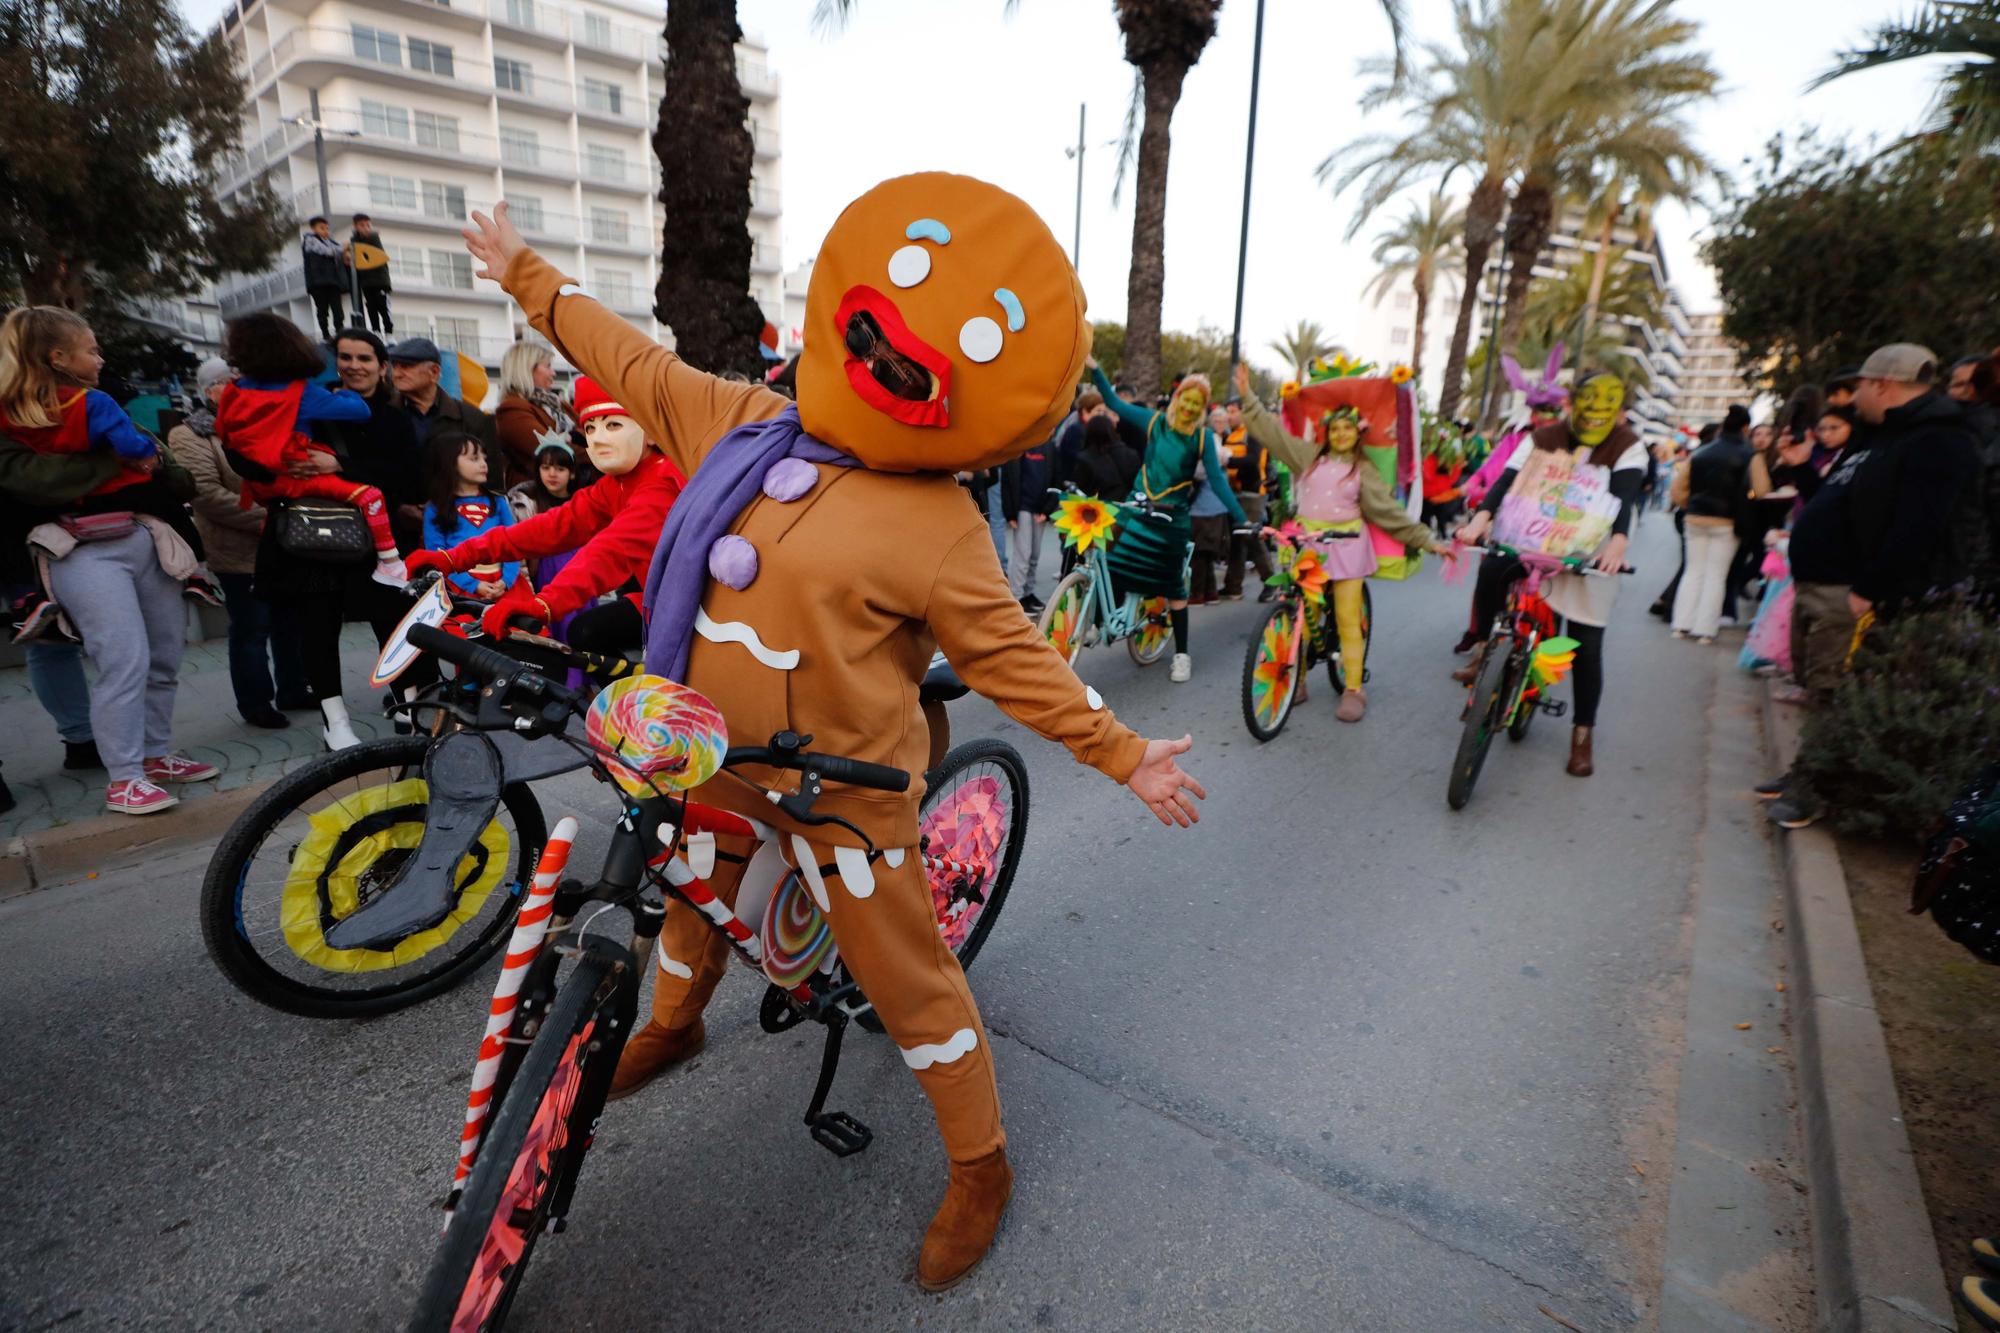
[0,512,1800,1331]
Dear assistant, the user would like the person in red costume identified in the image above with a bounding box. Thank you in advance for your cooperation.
[404,375,684,654]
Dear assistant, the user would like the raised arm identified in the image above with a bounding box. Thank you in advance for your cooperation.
[1238,394,1318,476]
[467,204,786,478]
[1086,362,1154,433]
[1356,464,1439,551]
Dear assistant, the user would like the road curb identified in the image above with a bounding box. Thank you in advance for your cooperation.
[0,779,273,901]
[1760,684,1954,1332]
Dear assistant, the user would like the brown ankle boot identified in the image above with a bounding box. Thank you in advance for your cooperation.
[1335,688,1367,722]
[1566,726,1595,777]
[1451,658,1481,686]
[917,1147,1014,1292]
[607,1018,705,1101]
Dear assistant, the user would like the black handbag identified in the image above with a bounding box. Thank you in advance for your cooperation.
[272,499,375,563]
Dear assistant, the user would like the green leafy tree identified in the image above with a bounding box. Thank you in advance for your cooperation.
[0,0,286,311]
[1365,189,1463,380]
[1093,319,1277,401]
[1702,132,2000,395]
[1814,0,2000,153]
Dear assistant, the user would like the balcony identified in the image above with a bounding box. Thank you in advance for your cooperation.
[579,153,645,190]
[749,185,779,218]
[311,104,502,169]
[735,57,779,99]
[751,121,779,159]
[750,240,779,274]
[217,267,306,318]
[289,181,485,236]
[245,26,494,104]
[497,141,581,184]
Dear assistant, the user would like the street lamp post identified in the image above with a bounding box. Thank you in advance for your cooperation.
[296,91,364,324]
[1226,0,1267,373]
[1070,103,1085,269]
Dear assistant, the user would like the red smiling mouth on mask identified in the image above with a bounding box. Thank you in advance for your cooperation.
[835,285,952,428]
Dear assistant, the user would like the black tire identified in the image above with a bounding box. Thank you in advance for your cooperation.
[1241,601,1303,742]
[200,735,547,1019]
[852,737,1029,1033]
[1328,583,1374,695]
[1447,636,1513,811]
[409,950,632,1332]
[1506,669,1539,743]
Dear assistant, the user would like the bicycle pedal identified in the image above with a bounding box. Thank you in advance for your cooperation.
[1543,700,1568,718]
[809,1111,872,1157]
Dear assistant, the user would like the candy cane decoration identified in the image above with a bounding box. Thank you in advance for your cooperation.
[446,815,578,1217]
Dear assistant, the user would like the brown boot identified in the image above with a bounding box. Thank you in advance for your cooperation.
[1335,688,1367,723]
[1451,658,1481,685]
[917,1147,1014,1292]
[607,1018,705,1101]
[1566,726,1595,777]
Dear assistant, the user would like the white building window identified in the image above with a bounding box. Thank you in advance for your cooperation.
[1391,326,1411,344]
[583,144,626,182]
[429,250,474,289]
[582,78,624,116]
[581,13,611,47]
[430,316,482,349]
[494,57,533,94]
[388,243,428,276]
[414,110,459,152]
[351,24,401,66]
[589,207,628,244]
[594,268,635,307]
[510,195,545,232]
[499,126,539,167]
[503,0,537,28]
[408,37,453,78]
[421,180,467,220]
[360,100,410,140]
[367,171,417,210]
[1392,291,1413,310]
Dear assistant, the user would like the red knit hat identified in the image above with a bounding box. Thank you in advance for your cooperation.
[572,375,629,425]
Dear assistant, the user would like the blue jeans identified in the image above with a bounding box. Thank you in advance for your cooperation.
[218,571,308,713]
[984,486,1009,573]
[24,641,93,743]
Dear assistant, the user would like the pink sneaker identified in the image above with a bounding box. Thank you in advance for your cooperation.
[144,753,220,783]
[106,778,179,815]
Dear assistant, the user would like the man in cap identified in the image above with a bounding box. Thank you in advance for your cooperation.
[387,336,499,470]
[1764,343,1982,827]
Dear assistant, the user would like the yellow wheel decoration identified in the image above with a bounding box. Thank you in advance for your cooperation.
[279,778,512,973]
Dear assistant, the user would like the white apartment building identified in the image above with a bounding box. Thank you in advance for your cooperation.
[1350,280,1474,412]
[1679,311,1760,429]
[206,0,784,372]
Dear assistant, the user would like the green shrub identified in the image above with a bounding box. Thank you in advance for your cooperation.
[1794,602,2000,840]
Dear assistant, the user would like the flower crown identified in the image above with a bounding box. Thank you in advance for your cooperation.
[1319,405,1368,437]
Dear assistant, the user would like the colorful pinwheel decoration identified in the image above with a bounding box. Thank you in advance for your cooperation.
[1290,547,1331,605]
[1052,495,1119,553]
[1530,636,1580,688]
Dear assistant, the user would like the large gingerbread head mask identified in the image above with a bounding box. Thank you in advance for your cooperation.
[795,172,1090,473]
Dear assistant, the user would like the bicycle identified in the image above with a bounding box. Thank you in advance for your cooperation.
[396,625,1028,1329]
[1034,488,1174,668]
[1239,525,1369,742]
[1445,542,1621,810]
[201,576,1004,1019]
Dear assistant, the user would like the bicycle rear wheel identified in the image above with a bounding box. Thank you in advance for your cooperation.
[1126,597,1172,666]
[1242,601,1304,742]
[1447,636,1513,810]
[1036,571,1094,664]
[200,736,546,1018]
[410,949,633,1333]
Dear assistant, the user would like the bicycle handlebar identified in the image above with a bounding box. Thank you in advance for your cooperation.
[723,742,911,794]
[1457,542,1635,576]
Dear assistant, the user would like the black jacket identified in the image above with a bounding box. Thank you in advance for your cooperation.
[1684,431,1754,521]
[302,232,348,293]
[1070,418,1140,500]
[999,441,1057,516]
[1790,392,1981,605]
[350,228,393,291]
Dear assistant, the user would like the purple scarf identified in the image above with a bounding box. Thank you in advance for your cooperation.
[642,405,858,681]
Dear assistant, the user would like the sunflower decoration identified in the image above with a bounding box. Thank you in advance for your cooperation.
[1052,494,1119,553]
[1305,352,1379,383]
[1390,363,1414,385]
[1279,379,1300,400]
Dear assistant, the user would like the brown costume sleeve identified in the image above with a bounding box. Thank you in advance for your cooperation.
[1356,464,1434,550]
[924,524,1148,783]
[500,250,788,476]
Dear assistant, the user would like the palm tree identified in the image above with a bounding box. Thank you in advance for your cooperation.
[1814,1,2000,153]
[1364,189,1464,381]
[1523,244,1662,347]
[1266,318,1339,384]
[1115,0,1407,397]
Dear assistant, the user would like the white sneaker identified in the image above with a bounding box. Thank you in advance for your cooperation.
[1169,653,1192,683]
[320,698,361,750]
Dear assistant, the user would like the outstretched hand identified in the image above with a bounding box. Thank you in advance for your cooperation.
[1127,735,1206,828]
[1232,362,1251,399]
[463,203,528,283]
[1084,353,1100,372]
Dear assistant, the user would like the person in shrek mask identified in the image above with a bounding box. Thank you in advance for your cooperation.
[1456,371,1644,778]
[1085,359,1247,681]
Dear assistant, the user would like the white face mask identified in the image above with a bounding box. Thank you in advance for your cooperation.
[583,414,647,475]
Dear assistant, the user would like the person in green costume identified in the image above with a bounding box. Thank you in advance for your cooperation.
[1085,357,1247,682]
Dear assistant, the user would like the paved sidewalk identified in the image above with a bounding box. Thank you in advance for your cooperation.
[0,626,392,839]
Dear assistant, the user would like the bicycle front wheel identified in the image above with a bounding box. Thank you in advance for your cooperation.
[1037,571,1094,664]
[1447,637,1513,810]
[410,950,632,1333]
[1126,596,1172,666]
[200,736,546,1018]
[1242,601,1304,742]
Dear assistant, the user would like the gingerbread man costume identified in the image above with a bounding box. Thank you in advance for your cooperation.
[465,172,1204,1289]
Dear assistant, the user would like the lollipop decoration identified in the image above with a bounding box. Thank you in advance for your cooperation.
[585,675,729,796]
[761,871,839,988]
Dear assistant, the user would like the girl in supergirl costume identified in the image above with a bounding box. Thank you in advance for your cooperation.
[213,313,407,586]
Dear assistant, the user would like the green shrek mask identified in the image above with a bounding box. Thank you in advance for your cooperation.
[1166,374,1211,434]
[1570,372,1626,447]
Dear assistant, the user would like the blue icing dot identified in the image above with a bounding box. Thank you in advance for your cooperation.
[762,457,818,503]
[709,534,758,590]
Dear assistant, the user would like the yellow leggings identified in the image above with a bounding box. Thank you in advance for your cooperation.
[1332,578,1366,686]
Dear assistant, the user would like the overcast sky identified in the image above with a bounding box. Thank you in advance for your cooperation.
[181,0,1939,379]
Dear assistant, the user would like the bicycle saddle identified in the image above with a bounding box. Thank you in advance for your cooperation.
[920,652,968,705]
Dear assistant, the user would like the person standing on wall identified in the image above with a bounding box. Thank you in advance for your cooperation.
[346,213,394,336]
[301,217,350,343]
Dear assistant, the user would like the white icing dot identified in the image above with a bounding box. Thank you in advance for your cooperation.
[888,245,931,288]
[1085,686,1104,711]
[959,316,1003,363]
